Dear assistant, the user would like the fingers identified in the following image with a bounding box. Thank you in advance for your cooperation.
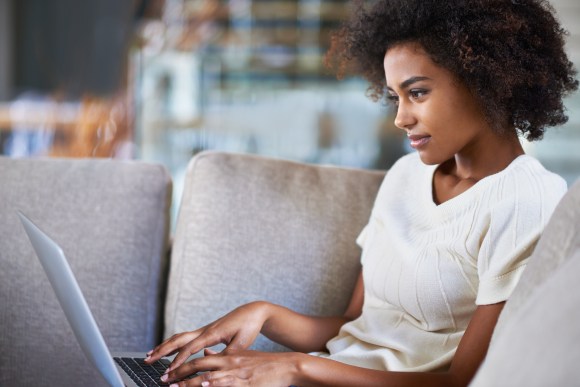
[145,331,199,363]
[160,351,284,387]
[161,353,229,385]
[170,336,216,370]
[165,371,241,387]
[199,372,239,387]
[147,329,226,373]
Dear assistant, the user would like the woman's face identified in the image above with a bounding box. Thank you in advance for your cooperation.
[383,42,493,165]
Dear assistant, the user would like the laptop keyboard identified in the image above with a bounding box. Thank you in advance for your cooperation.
[114,357,170,386]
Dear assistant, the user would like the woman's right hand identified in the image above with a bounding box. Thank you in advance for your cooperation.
[144,301,271,372]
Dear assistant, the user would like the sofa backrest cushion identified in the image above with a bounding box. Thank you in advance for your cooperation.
[470,180,580,386]
[164,151,385,352]
[0,157,172,387]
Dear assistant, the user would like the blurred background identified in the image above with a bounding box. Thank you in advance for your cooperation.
[0,0,578,215]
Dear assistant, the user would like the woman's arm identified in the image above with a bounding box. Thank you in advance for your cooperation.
[294,302,505,387]
[262,271,365,353]
[146,271,365,370]
[161,302,504,387]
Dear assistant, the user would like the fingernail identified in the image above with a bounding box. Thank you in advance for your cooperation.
[146,350,153,356]
[144,356,150,362]
[160,374,168,382]
[201,382,209,387]
[170,384,179,387]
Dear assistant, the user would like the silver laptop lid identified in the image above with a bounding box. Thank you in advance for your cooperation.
[18,211,124,387]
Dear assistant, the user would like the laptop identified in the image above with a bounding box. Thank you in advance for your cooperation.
[18,211,177,387]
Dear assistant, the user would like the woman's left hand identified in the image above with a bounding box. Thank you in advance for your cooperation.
[160,349,300,387]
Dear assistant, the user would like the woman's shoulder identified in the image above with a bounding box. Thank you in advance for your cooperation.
[502,155,567,196]
[486,155,567,216]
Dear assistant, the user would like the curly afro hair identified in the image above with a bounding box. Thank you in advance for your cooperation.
[326,0,579,140]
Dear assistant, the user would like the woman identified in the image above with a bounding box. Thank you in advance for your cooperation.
[146,0,578,385]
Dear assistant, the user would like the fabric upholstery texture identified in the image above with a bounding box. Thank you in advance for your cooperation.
[0,157,172,387]
[164,151,385,352]
[470,180,580,386]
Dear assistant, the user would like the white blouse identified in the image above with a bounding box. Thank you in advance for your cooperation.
[320,152,567,372]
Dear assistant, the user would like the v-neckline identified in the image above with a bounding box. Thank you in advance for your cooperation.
[425,154,530,210]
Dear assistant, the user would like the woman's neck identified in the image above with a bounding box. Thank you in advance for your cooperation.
[432,130,524,205]
[452,129,525,182]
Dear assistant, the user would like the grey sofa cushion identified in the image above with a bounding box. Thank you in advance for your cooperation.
[470,180,580,387]
[0,157,172,387]
[164,151,385,352]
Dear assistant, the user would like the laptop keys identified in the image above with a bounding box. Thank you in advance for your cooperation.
[114,357,169,386]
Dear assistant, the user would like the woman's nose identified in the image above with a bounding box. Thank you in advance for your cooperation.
[393,102,416,130]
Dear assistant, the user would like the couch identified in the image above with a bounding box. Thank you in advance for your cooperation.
[0,151,578,386]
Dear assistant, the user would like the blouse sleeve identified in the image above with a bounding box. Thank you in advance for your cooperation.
[476,182,565,305]
[476,206,540,305]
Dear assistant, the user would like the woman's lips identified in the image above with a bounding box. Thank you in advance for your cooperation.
[408,134,431,149]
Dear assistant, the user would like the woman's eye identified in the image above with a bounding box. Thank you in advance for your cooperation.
[410,89,428,99]
[387,95,400,106]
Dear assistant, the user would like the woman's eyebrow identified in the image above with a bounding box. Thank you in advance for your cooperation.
[386,76,432,91]
[400,76,431,89]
